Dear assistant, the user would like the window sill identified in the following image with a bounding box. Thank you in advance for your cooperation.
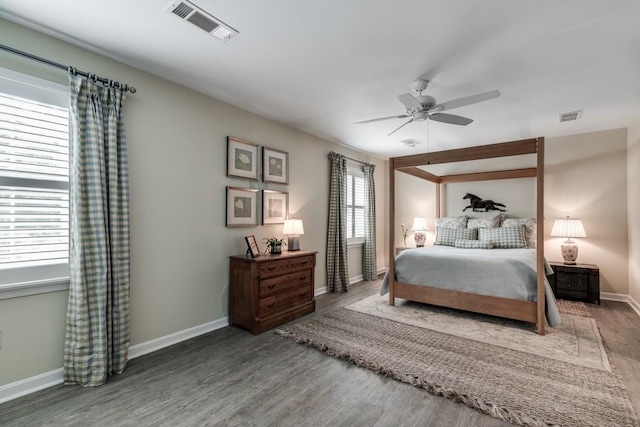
[347,241,364,248]
[0,277,70,300]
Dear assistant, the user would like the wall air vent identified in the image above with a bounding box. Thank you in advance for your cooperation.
[559,110,582,122]
[166,0,239,42]
[401,139,421,148]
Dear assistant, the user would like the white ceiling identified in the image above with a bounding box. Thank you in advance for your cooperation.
[2,1,639,158]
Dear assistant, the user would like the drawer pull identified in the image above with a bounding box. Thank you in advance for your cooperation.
[267,303,275,309]
[299,276,307,281]
[300,261,308,265]
[300,292,307,297]
[267,284,276,290]
[267,266,277,272]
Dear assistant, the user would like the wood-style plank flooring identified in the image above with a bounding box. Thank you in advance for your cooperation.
[2,280,639,426]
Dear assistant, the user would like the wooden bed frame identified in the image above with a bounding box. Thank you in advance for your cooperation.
[388,137,547,335]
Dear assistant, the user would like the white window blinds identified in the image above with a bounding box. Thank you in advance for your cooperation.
[346,170,365,242]
[0,68,69,284]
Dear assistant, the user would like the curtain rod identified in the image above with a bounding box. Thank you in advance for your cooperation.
[0,43,137,94]
[330,151,370,166]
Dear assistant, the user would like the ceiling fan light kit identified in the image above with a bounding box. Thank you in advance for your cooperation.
[354,79,501,136]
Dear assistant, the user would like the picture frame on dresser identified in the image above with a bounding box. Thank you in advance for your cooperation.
[244,235,260,258]
[227,136,259,180]
[226,187,259,227]
[262,147,288,184]
[262,190,288,225]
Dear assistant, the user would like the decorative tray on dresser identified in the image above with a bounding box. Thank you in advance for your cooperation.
[229,250,317,334]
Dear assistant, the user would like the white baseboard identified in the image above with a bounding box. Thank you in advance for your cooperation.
[0,316,229,405]
[0,368,63,405]
[128,317,228,359]
[601,292,640,318]
[314,286,328,297]
[316,267,388,296]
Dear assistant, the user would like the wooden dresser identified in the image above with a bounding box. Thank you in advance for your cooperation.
[229,250,317,334]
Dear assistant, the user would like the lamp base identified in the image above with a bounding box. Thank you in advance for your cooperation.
[561,242,578,265]
[287,236,300,251]
[414,232,426,248]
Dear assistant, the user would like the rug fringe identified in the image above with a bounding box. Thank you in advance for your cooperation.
[276,329,556,427]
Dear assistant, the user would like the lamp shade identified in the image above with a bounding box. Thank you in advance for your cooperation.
[550,217,586,239]
[283,219,304,236]
[410,217,428,232]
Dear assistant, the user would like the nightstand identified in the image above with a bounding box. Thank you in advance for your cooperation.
[548,262,600,305]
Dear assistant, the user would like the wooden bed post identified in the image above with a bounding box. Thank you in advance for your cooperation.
[536,137,546,335]
[435,183,441,219]
[388,158,396,306]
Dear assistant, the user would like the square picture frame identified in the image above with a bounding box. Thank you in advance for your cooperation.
[226,187,259,227]
[262,190,289,225]
[227,137,259,180]
[262,147,289,184]
[244,235,260,258]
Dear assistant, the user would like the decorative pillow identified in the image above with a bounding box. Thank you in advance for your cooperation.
[467,214,503,229]
[454,239,495,249]
[478,225,527,248]
[435,226,478,246]
[502,218,537,248]
[433,215,468,229]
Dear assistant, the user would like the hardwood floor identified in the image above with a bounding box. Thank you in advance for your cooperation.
[2,280,639,427]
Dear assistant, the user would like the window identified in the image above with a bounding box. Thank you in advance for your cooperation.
[0,68,70,296]
[346,168,365,244]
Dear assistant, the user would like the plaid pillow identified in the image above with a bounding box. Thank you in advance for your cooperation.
[502,218,537,248]
[435,227,478,246]
[454,239,495,249]
[478,225,527,248]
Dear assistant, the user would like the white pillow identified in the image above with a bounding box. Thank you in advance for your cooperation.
[467,214,503,229]
[433,215,468,229]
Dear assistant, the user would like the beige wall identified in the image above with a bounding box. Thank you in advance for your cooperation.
[393,129,629,295]
[0,19,387,386]
[628,119,640,303]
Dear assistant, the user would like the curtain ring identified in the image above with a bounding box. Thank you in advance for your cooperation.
[122,84,129,93]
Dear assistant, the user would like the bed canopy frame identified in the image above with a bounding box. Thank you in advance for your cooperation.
[388,137,546,335]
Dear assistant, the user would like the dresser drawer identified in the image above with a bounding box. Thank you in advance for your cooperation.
[259,284,313,316]
[260,270,312,298]
[257,255,314,279]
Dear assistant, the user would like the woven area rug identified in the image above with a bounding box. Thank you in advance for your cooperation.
[345,295,610,371]
[276,299,639,427]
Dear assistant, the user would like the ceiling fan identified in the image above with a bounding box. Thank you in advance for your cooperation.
[353,80,501,136]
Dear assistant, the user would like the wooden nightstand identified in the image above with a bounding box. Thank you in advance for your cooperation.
[548,262,600,305]
[229,250,317,334]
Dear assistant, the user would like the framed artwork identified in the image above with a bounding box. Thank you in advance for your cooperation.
[262,190,289,225]
[244,235,260,258]
[262,147,288,184]
[227,137,259,180]
[226,187,259,227]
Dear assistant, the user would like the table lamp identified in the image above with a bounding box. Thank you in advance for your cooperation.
[411,217,428,247]
[550,216,586,264]
[283,218,304,251]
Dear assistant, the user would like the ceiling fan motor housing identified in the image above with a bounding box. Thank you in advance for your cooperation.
[416,95,436,110]
[413,111,429,122]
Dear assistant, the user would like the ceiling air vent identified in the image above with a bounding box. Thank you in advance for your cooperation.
[166,0,239,42]
[559,110,582,122]
[401,139,421,148]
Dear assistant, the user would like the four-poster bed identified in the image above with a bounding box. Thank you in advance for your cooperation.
[387,137,548,335]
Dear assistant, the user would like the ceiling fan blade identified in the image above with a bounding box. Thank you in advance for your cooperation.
[433,89,501,112]
[387,118,414,136]
[352,114,410,124]
[397,93,422,110]
[429,113,473,126]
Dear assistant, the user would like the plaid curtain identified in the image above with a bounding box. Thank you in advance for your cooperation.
[64,74,130,386]
[327,152,349,292]
[362,164,377,281]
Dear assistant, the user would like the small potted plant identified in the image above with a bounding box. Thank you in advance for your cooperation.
[400,223,409,247]
[263,237,287,255]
